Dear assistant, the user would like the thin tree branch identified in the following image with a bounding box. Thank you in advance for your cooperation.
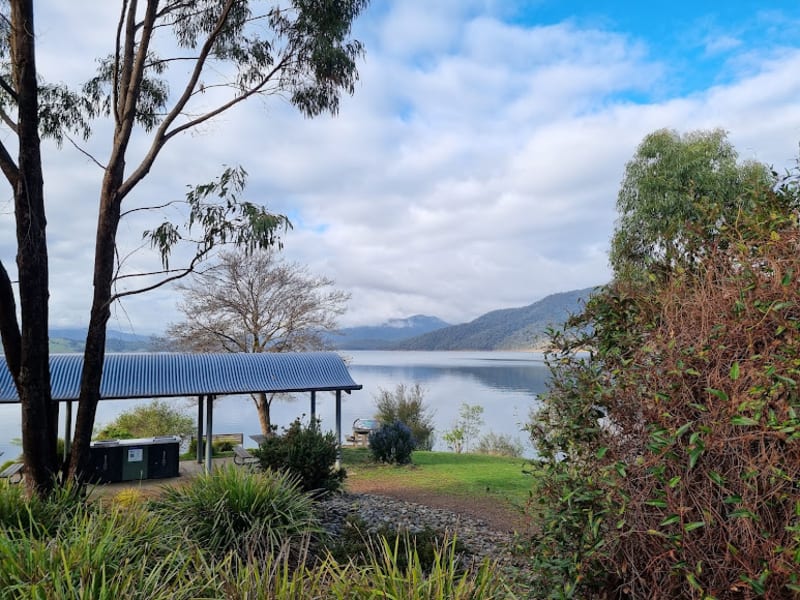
[119,199,184,219]
[0,105,18,133]
[113,0,130,125]
[64,133,106,169]
[117,0,238,200]
[108,248,210,304]
[0,75,18,103]
[0,138,19,187]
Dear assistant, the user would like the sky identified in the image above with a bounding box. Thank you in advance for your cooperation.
[3,1,800,333]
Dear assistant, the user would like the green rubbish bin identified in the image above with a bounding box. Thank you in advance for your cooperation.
[120,440,149,481]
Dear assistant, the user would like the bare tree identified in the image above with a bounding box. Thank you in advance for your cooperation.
[166,249,350,434]
[0,0,369,494]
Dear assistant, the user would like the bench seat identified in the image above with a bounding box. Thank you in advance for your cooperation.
[0,462,23,484]
[233,445,258,466]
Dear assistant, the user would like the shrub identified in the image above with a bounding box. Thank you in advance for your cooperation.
[252,418,346,495]
[186,438,233,457]
[476,432,524,457]
[151,465,320,559]
[369,420,415,465]
[95,400,194,440]
[374,383,435,450]
[527,163,800,597]
[443,403,484,453]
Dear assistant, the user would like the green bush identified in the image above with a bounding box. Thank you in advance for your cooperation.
[95,400,194,440]
[151,465,319,559]
[252,418,346,495]
[186,438,233,457]
[369,420,415,465]
[374,383,436,450]
[526,136,800,597]
[475,432,524,457]
[0,492,210,599]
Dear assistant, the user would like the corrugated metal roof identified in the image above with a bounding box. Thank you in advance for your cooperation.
[0,352,361,403]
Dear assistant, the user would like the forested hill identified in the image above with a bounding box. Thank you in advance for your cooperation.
[331,315,450,350]
[394,287,596,351]
[48,329,156,353]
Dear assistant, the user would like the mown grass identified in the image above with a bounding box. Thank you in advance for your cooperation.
[341,448,532,507]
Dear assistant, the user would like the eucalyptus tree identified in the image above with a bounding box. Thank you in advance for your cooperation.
[610,128,774,280]
[0,0,369,495]
[166,249,350,434]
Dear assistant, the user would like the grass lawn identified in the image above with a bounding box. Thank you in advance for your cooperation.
[341,448,532,507]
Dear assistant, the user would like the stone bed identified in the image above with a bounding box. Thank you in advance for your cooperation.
[318,492,521,566]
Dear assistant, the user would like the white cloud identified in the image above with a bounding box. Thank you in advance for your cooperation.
[3,3,800,333]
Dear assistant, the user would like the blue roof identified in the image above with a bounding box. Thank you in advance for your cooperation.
[0,352,361,403]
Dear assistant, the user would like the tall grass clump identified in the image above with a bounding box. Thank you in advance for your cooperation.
[0,479,84,537]
[151,465,320,559]
[214,536,512,599]
[327,536,511,599]
[0,500,211,599]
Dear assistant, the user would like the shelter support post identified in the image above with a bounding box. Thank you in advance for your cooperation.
[335,390,342,469]
[196,395,204,464]
[205,395,214,473]
[64,400,72,463]
[310,391,316,422]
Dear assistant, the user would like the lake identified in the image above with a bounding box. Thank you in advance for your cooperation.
[0,351,550,460]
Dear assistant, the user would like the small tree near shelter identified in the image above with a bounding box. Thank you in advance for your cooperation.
[167,249,350,435]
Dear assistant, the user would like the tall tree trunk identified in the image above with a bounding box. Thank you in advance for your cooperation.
[68,172,122,481]
[67,0,158,482]
[9,0,58,495]
[254,392,273,436]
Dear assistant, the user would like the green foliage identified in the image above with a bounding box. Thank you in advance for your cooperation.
[374,383,435,450]
[0,479,84,537]
[0,465,511,598]
[475,432,524,458]
[369,420,415,465]
[144,166,291,270]
[151,465,319,560]
[611,128,774,280]
[527,133,800,597]
[443,403,484,453]
[252,417,346,494]
[0,504,209,599]
[94,400,194,440]
[185,438,234,457]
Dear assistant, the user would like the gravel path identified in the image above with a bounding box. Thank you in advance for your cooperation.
[344,478,528,532]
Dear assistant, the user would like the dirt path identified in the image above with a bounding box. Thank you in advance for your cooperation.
[344,478,528,533]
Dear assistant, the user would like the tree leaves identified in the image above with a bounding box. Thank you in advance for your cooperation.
[143,165,291,270]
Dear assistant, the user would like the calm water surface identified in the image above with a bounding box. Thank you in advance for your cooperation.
[0,351,549,460]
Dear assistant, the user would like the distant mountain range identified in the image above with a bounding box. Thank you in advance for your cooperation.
[49,328,156,353]
[330,315,451,350]
[44,287,596,354]
[331,287,596,351]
